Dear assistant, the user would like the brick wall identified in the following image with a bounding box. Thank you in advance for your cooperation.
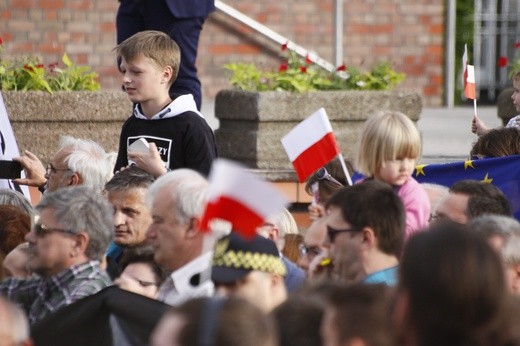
[0,0,444,106]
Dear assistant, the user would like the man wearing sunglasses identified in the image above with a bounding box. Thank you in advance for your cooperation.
[326,180,405,286]
[0,186,113,324]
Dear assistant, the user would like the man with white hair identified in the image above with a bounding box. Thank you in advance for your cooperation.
[146,169,213,305]
[13,135,113,194]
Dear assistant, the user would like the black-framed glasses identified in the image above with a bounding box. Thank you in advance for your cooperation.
[327,225,359,243]
[33,223,76,237]
[298,243,322,259]
[45,163,71,176]
[316,167,344,187]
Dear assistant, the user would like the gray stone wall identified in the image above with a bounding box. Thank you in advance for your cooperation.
[3,91,131,164]
[215,90,423,180]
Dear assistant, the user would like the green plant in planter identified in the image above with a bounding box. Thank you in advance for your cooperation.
[0,37,100,92]
[225,44,405,92]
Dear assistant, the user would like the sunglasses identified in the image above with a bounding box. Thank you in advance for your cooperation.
[326,225,359,243]
[33,223,76,237]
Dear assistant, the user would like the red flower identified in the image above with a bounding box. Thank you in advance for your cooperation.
[514,42,520,49]
[336,64,346,71]
[278,61,288,72]
[281,42,288,51]
[498,56,508,68]
[36,64,44,69]
[305,54,312,65]
[23,64,34,72]
[0,37,3,45]
[48,62,59,72]
[300,66,307,73]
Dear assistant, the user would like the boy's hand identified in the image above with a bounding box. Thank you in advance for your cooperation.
[12,150,47,188]
[127,142,168,177]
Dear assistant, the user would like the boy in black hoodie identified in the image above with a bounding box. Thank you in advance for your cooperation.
[114,30,217,177]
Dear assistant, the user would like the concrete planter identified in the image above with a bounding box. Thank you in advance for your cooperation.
[215,90,423,180]
[2,91,131,164]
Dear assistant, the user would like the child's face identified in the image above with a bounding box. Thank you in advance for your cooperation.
[375,157,416,186]
[119,54,170,104]
[512,79,520,112]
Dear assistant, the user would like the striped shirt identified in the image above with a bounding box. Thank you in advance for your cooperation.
[0,261,112,324]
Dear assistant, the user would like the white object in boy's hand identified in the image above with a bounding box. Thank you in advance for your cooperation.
[506,115,520,128]
[128,138,149,165]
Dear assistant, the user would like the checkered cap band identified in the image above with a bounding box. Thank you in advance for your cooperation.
[212,250,287,276]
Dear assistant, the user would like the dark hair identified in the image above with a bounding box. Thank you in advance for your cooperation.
[305,159,354,204]
[327,283,394,346]
[398,222,514,346]
[104,166,155,191]
[326,180,405,257]
[470,127,520,158]
[272,294,325,346]
[176,296,277,346]
[119,247,167,286]
[450,180,511,218]
[0,205,31,256]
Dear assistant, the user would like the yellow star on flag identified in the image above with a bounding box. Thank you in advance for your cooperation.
[464,160,475,170]
[415,164,427,177]
[481,173,493,184]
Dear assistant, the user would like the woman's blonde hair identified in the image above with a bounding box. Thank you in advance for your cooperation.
[356,110,421,176]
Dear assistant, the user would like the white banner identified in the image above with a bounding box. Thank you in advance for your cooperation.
[0,92,31,200]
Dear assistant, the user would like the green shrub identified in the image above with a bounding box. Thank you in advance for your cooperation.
[225,45,405,92]
[0,38,100,92]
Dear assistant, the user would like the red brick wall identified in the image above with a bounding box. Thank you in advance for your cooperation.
[0,0,444,106]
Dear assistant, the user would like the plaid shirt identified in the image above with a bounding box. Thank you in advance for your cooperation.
[0,261,112,324]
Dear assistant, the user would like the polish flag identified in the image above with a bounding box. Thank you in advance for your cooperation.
[281,108,340,182]
[462,44,476,100]
[200,159,289,238]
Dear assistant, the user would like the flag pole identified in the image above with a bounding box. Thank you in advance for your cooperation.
[337,153,353,186]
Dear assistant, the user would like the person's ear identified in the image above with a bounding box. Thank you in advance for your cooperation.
[270,273,284,289]
[162,66,173,84]
[71,232,89,257]
[68,172,83,187]
[361,227,376,249]
[186,218,200,239]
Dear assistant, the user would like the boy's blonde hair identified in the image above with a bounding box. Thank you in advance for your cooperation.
[356,110,421,176]
[115,30,180,85]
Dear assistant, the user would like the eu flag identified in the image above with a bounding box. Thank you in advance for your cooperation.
[414,155,520,220]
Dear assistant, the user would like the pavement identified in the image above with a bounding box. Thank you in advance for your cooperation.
[201,100,502,165]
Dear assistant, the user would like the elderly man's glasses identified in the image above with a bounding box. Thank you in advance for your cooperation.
[298,243,322,259]
[316,167,344,187]
[327,225,359,243]
[33,223,76,237]
[45,164,71,175]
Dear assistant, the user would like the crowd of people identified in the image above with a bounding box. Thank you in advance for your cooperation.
[1,27,520,346]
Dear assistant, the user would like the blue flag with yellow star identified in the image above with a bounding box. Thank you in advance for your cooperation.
[414,155,520,220]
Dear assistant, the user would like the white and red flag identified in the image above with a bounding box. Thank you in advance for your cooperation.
[281,108,340,182]
[200,159,289,238]
[462,44,476,100]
